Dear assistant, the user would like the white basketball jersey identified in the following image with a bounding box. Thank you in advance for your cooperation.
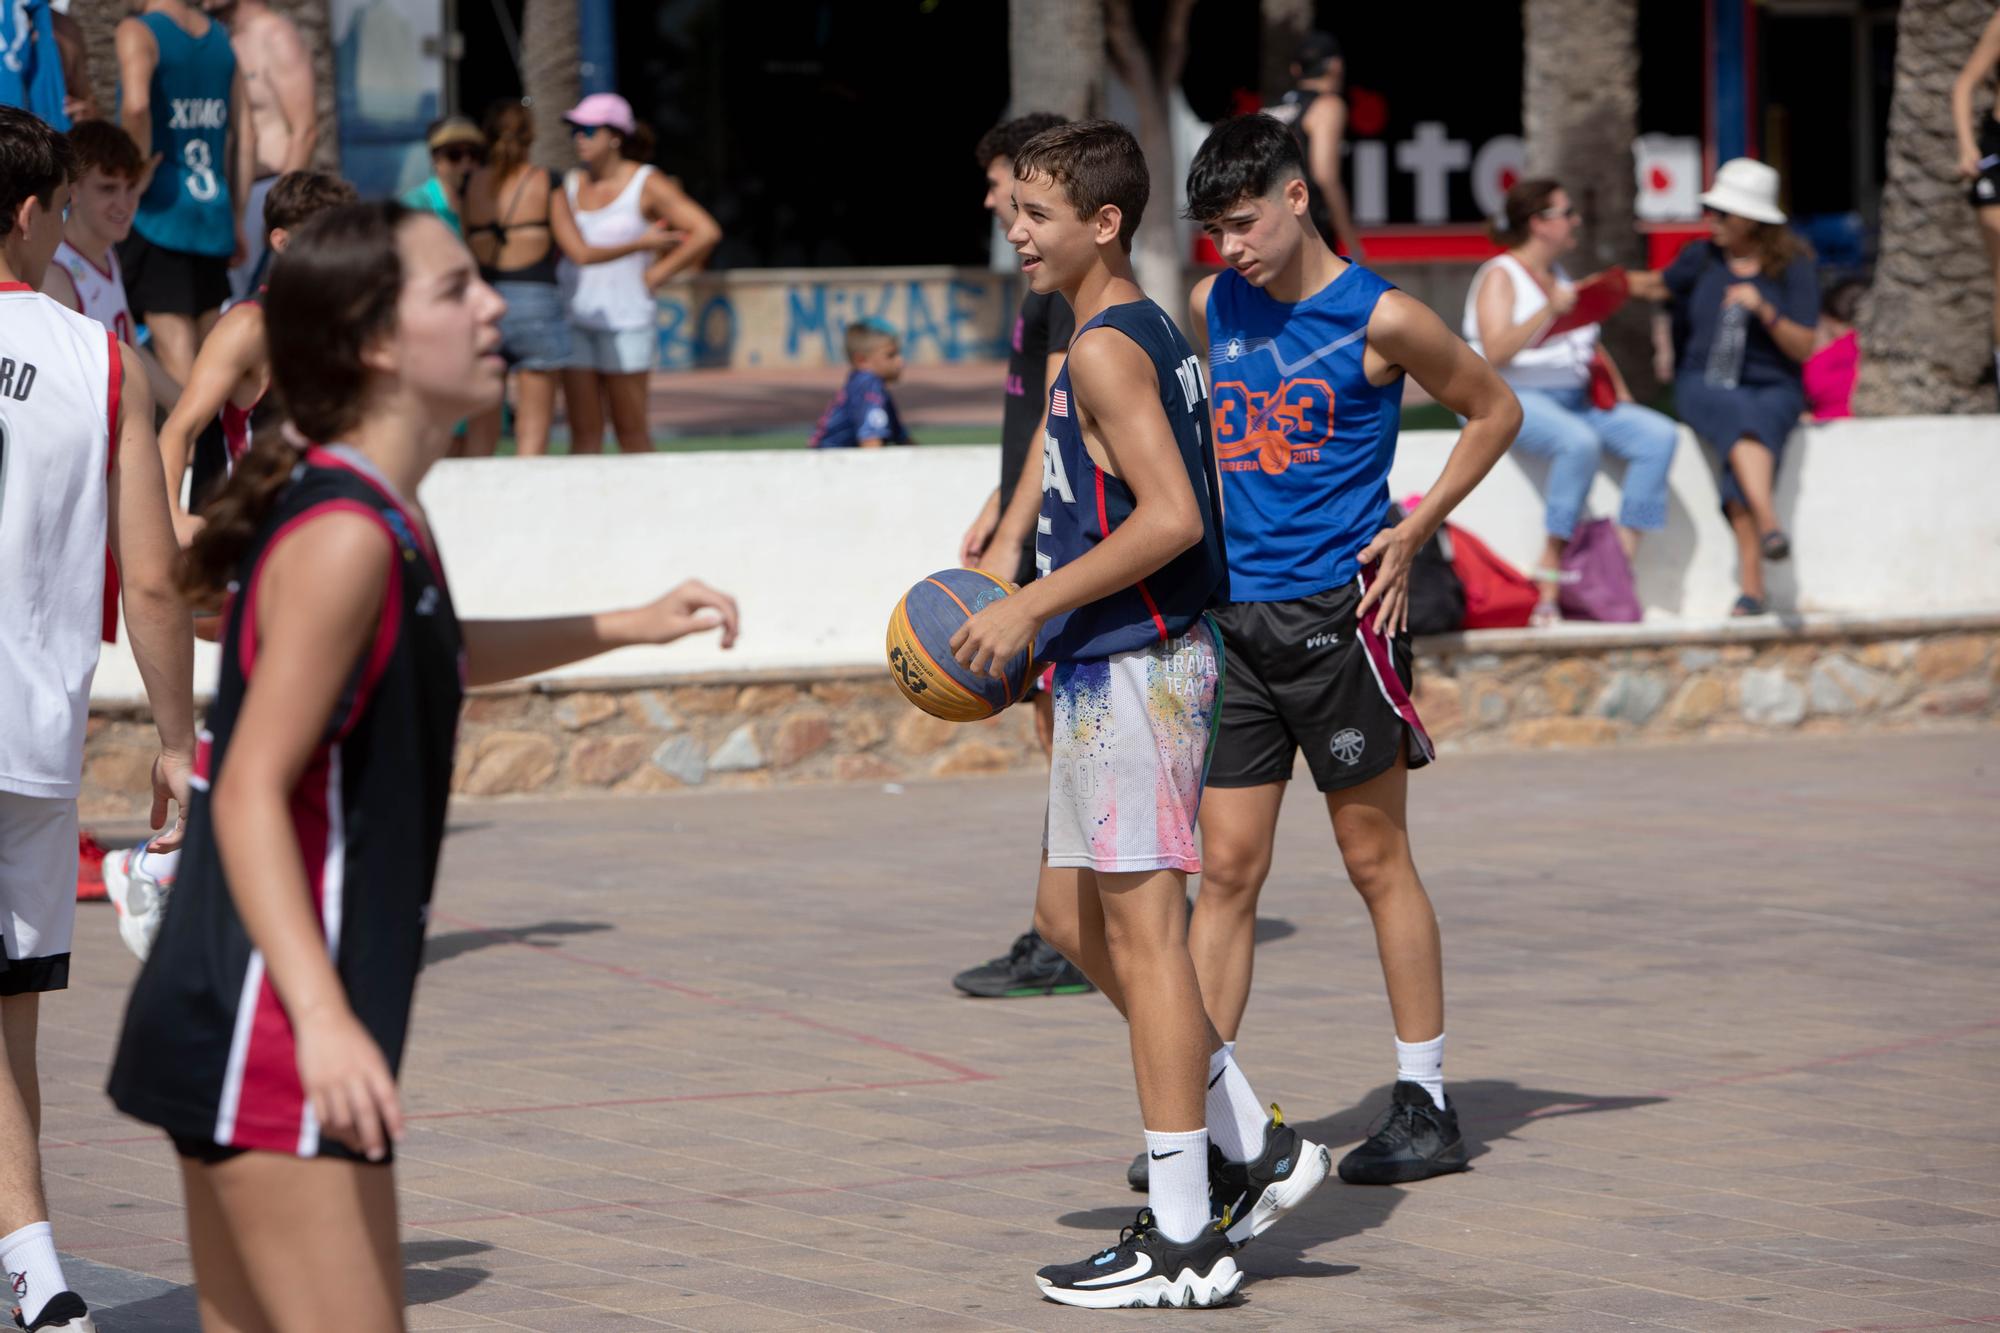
[53,241,137,348]
[0,284,120,798]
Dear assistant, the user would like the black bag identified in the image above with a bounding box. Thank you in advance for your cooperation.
[1399,506,1466,636]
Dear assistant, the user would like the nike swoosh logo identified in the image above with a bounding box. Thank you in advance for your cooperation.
[1150,1149,1183,1161]
[1210,327,1368,378]
[1077,1253,1154,1287]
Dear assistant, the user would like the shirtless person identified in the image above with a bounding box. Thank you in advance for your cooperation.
[208,0,316,302]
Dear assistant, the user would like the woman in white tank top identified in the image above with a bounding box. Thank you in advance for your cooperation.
[1463,179,1678,625]
[552,93,723,454]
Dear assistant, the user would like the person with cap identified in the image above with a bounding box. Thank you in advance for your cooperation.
[1269,29,1363,260]
[1630,158,1818,618]
[401,115,485,237]
[553,91,721,453]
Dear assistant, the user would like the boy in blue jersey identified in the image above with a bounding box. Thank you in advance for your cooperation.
[1182,114,1519,1188]
[114,0,252,385]
[952,120,1329,1309]
[809,319,911,448]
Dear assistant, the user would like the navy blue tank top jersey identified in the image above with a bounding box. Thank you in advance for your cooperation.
[1034,299,1228,663]
[1205,263,1403,602]
[129,12,237,257]
[108,447,464,1161]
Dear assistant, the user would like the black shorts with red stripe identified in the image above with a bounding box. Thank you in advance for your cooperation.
[1207,577,1434,793]
[107,448,463,1162]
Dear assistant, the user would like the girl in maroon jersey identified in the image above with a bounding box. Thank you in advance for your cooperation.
[108,201,737,1331]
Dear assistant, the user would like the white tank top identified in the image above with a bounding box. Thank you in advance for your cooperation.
[0,286,119,798]
[1461,254,1599,392]
[559,164,657,332]
[54,241,137,348]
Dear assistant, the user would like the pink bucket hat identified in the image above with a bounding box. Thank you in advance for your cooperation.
[563,92,636,136]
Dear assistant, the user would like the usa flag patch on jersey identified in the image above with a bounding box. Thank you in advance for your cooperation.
[1050,388,1069,417]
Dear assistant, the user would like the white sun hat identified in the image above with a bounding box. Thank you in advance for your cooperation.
[1698,158,1787,225]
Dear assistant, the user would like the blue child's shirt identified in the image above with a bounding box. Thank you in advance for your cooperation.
[810,368,909,448]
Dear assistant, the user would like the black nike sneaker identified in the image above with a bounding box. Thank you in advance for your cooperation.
[13,1291,95,1331]
[1209,1104,1332,1246]
[1035,1208,1242,1309]
[951,929,1094,998]
[1336,1080,1469,1185]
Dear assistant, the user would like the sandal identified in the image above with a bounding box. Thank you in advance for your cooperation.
[1731,594,1767,617]
[1760,530,1790,561]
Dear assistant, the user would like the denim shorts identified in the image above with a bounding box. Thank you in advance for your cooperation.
[569,325,657,375]
[493,280,572,373]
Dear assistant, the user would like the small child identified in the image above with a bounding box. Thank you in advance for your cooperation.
[1803,279,1863,422]
[809,319,912,448]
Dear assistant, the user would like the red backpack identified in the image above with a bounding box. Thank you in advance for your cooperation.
[1445,523,1538,629]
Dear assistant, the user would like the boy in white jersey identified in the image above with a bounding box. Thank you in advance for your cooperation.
[0,105,195,1333]
[39,119,181,411]
[1182,115,1518,1187]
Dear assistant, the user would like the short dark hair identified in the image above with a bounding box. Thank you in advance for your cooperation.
[1295,30,1342,78]
[1012,120,1149,253]
[974,113,1068,170]
[66,120,144,182]
[1822,278,1865,325]
[844,319,897,362]
[1184,114,1306,224]
[1489,176,1563,247]
[0,106,75,240]
[263,170,359,235]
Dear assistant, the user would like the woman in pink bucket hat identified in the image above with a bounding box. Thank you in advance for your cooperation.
[1630,158,1818,617]
[552,92,723,452]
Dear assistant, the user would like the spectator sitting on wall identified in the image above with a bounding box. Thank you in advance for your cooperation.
[1803,279,1863,423]
[810,320,912,449]
[401,115,485,237]
[1463,177,1677,627]
[1628,159,1817,619]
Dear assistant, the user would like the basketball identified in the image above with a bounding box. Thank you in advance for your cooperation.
[886,568,1036,721]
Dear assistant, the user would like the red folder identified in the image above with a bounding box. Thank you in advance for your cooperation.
[1543,267,1630,337]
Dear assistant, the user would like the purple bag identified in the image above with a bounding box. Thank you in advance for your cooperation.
[1557,518,1643,622]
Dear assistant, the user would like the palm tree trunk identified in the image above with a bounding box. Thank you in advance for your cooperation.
[1522,0,1652,399]
[1105,0,1196,313]
[1259,0,1311,105]
[1008,0,1102,119]
[268,0,339,171]
[1853,0,1995,415]
[521,0,580,173]
[71,2,121,125]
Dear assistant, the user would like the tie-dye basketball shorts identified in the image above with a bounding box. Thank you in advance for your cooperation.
[1044,616,1222,875]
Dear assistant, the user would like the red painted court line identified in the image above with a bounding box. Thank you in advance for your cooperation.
[400,1156,1125,1230]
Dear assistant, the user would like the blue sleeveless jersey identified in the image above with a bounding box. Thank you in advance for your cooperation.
[1206,264,1403,601]
[128,13,236,257]
[0,0,71,130]
[1034,299,1228,663]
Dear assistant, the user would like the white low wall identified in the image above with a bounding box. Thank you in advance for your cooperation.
[89,416,2000,703]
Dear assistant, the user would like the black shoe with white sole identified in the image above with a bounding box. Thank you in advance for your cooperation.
[13,1292,95,1331]
[1035,1209,1242,1309]
[1337,1079,1469,1185]
[1209,1105,1333,1246]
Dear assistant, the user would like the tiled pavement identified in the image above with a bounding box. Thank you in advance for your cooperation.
[44,729,2000,1330]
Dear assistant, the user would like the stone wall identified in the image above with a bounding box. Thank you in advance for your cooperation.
[78,617,1998,819]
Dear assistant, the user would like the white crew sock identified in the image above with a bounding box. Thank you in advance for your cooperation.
[1143,1128,1211,1244]
[2,1221,69,1326]
[1206,1044,1269,1163]
[1396,1033,1447,1110]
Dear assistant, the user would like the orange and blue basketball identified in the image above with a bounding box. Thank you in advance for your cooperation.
[886,569,1036,722]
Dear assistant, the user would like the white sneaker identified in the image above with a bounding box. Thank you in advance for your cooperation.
[102,840,175,962]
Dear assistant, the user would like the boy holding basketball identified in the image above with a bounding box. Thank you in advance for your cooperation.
[951,120,1327,1309]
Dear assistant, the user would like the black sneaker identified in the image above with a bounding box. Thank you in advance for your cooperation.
[951,929,1094,998]
[1127,1148,1149,1191]
[1035,1208,1242,1309]
[14,1292,94,1331]
[1210,1104,1332,1246]
[1336,1080,1469,1185]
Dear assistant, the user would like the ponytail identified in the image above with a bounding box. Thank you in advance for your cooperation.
[175,431,301,609]
[613,121,655,164]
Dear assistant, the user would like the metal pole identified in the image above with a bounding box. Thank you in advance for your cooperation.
[579,0,615,95]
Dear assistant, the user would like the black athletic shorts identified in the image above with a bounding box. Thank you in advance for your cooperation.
[1208,579,1435,793]
[117,232,231,319]
[1973,118,2000,209]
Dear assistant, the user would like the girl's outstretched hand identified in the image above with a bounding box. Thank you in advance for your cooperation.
[628,580,740,649]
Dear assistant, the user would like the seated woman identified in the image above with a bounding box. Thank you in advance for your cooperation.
[1628,159,1817,617]
[1464,178,1677,625]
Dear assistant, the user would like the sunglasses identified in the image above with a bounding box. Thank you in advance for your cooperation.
[568,123,609,139]
[436,145,482,164]
[1536,205,1581,221]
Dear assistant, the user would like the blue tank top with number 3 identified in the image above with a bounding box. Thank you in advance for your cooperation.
[1205,264,1402,602]
[130,12,236,257]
